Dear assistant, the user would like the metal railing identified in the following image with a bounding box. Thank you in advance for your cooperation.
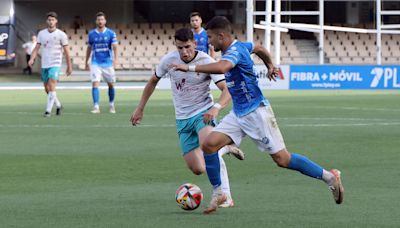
[248,0,400,65]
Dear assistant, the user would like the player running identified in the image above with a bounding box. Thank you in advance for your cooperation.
[171,16,344,214]
[190,12,215,58]
[130,28,244,208]
[29,12,72,117]
[85,12,118,114]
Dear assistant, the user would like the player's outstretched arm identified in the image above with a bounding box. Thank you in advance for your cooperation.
[252,44,279,81]
[170,60,232,74]
[63,45,72,76]
[130,75,160,126]
[28,43,41,67]
[202,80,231,124]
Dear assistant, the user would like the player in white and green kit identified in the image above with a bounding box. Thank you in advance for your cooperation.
[130,28,244,207]
[29,12,72,117]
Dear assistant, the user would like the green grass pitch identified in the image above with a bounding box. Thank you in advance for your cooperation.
[0,89,399,227]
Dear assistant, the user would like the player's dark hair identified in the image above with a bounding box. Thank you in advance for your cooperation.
[96,12,106,19]
[46,12,58,19]
[205,16,232,33]
[174,28,194,42]
[190,12,202,19]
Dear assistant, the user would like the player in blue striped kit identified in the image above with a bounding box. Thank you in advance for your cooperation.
[85,12,118,114]
[171,16,344,214]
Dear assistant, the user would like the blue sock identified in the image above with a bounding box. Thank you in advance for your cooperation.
[288,153,323,179]
[108,87,115,104]
[92,87,100,106]
[204,152,221,188]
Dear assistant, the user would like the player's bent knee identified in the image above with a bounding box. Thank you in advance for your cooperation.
[201,135,223,153]
[271,149,291,168]
[201,141,218,154]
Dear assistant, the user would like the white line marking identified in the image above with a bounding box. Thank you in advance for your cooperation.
[0,111,393,120]
[1,122,399,129]
[285,122,400,127]
[276,104,400,112]
[0,86,146,90]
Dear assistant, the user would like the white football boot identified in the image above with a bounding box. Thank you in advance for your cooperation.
[329,169,344,204]
[203,186,227,214]
[226,145,245,160]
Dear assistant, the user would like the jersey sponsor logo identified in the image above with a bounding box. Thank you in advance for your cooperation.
[175,78,186,91]
[370,67,400,88]
[94,48,110,52]
[0,33,8,46]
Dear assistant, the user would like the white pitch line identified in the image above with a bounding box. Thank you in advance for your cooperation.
[279,117,393,121]
[0,112,393,120]
[0,86,146,90]
[0,112,397,122]
[0,111,171,117]
[1,122,400,129]
[0,124,176,128]
[285,122,400,127]
[275,104,400,112]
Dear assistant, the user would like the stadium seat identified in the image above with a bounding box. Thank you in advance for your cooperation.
[38,20,400,67]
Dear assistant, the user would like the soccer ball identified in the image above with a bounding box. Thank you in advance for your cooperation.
[175,183,203,210]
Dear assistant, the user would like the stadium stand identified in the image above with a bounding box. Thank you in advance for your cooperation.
[54,22,399,70]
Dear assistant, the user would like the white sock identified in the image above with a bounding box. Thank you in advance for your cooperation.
[94,104,99,109]
[218,152,231,198]
[109,102,114,107]
[54,94,61,108]
[46,91,56,113]
[218,145,230,156]
[322,169,335,186]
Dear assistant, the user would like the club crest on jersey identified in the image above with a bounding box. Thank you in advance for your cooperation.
[175,78,186,91]
[261,137,270,144]
[226,81,235,88]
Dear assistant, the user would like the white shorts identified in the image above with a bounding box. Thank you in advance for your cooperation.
[90,65,116,83]
[214,105,286,154]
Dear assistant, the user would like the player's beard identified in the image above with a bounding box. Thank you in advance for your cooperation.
[48,23,56,30]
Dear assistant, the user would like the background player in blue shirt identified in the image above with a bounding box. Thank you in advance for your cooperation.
[172,16,344,214]
[190,12,215,58]
[85,12,118,114]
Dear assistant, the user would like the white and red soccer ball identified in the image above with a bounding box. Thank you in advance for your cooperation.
[175,183,203,210]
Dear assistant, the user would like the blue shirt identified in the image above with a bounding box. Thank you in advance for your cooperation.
[193,28,208,54]
[88,28,118,67]
[221,40,269,117]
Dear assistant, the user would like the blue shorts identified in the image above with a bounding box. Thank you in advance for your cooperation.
[176,109,216,155]
[41,67,60,83]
